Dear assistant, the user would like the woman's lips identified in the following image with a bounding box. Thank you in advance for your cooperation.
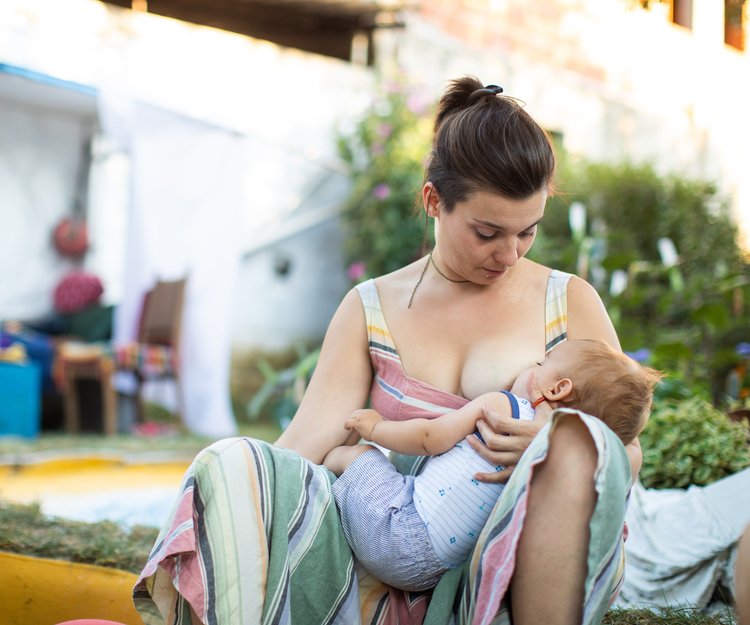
[482,267,506,278]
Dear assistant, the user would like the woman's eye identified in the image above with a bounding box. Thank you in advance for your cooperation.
[520,229,537,239]
[475,229,496,240]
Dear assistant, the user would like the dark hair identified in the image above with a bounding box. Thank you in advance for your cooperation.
[425,75,556,212]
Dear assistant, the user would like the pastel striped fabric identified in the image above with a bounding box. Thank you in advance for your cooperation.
[115,342,177,376]
[133,268,631,625]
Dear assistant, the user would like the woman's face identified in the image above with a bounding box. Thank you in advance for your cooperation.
[426,184,547,283]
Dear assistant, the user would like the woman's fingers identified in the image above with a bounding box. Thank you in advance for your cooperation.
[465,424,522,466]
[474,465,515,484]
[466,407,545,483]
[478,407,542,448]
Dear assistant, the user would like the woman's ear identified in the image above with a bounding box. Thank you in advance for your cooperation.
[543,378,574,402]
[422,182,440,218]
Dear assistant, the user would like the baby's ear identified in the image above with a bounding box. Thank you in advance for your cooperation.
[545,378,574,402]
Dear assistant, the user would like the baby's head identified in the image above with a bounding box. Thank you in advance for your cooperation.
[513,339,661,444]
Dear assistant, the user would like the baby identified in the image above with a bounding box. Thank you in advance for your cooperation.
[323,338,661,591]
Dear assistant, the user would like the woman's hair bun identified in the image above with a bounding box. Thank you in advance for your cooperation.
[434,75,503,131]
[468,84,504,104]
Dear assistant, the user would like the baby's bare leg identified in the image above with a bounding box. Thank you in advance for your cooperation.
[323,444,377,476]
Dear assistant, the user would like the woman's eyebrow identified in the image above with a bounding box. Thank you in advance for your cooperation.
[472,218,543,232]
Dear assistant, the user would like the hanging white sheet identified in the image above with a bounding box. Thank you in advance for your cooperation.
[98,92,246,438]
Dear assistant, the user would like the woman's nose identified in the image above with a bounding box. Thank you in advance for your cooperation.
[493,240,519,266]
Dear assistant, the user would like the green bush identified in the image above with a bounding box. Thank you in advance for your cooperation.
[640,394,750,489]
[532,159,750,395]
[336,77,434,279]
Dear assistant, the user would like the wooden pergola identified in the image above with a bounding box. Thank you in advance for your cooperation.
[99,0,414,64]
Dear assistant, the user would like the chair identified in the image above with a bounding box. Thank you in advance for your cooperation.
[59,343,117,436]
[114,278,187,425]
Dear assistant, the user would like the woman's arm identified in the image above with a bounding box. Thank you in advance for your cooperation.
[274,288,373,464]
[568,278,643,477]
[566,276,620,349]
[346,392,512,456]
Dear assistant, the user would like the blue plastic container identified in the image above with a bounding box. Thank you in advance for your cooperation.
[0,361,41,438]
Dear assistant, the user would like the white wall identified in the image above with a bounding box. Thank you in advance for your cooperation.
[0,73,98,319]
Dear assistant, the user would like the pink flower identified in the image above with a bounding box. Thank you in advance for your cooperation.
[407,93,428,115]
[377,123,393,139]
[347,262,367,281]
[373,183,391,200]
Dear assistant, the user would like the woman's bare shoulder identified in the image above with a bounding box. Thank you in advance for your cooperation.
[372,257,429,303]
[566,275,620,348]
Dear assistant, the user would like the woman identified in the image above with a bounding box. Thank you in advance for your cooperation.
[134,76,640,625]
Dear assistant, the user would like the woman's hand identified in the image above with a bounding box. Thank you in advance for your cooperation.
[465,405,545,483]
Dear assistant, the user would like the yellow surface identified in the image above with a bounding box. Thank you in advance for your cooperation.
[0,552,142,625]
[0,457,190,502]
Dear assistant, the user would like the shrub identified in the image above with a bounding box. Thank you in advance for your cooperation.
[336,77,434,279]
[639,394,750,489]
[532,159,750,396]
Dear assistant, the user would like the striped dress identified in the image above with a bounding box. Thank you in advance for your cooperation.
[133,269,632,625]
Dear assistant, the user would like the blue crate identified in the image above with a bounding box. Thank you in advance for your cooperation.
[0,361,41,438]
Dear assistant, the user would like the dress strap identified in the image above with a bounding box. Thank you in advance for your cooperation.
[545,270,573,353]
[499,390,520,420]
[355,279,397,354]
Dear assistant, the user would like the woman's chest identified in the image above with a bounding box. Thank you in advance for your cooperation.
[392,298,547,399]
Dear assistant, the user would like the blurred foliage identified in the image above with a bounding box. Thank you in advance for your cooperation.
[532,159,750,399]
[336,77,435,279]
[640,390,750,489]
[245,344,321,430]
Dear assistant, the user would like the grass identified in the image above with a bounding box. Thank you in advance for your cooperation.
[0,420,283,460]
[0,420,282,573]
[0,500,158,573]
[604,607,737,625]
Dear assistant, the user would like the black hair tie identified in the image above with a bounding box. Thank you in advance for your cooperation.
[468,84,504,104]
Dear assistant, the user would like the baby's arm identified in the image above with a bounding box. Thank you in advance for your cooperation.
[345,392,513,456]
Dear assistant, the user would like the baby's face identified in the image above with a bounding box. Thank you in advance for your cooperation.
[510,341,578,401]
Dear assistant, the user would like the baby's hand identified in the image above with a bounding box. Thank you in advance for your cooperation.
[344,409,383,440]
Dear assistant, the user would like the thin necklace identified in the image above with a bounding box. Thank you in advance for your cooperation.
[429,252,469,284]
[407,255,430,309]
[408,251,469,309]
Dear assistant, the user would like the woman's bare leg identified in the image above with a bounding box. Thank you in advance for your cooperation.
[511,416,597,625]
[737,523,750,625]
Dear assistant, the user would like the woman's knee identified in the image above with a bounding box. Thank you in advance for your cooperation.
[545,415,597,473]
[528,414,599,511]
[737,523,750,625]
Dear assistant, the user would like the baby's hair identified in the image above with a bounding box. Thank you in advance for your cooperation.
[425,75,556,212]
[561,339,662,445]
